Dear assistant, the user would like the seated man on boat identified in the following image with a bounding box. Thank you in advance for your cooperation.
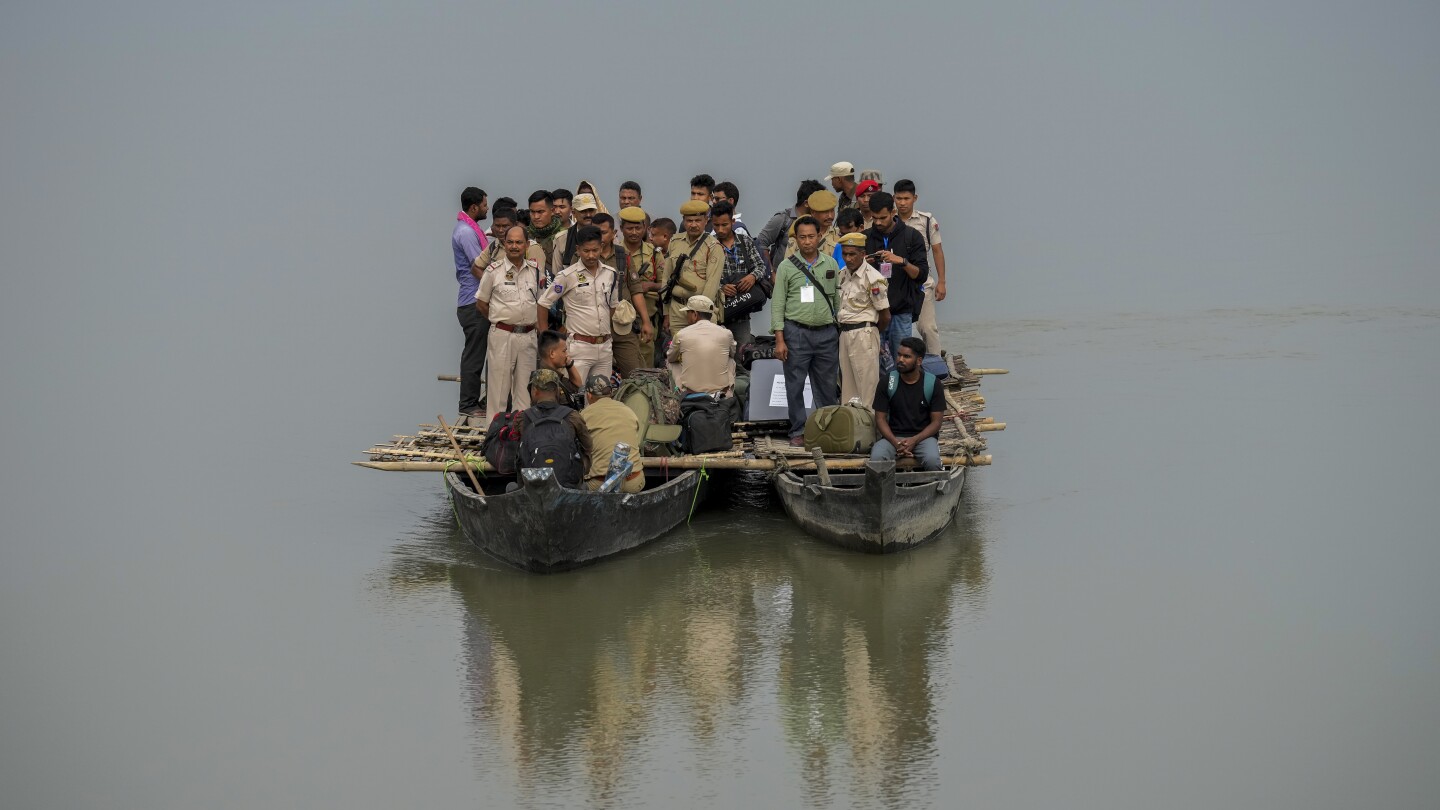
[871,337,945,471]
[579,375,646,493]
[667,295,737,396]
[537,329,585,411]
[519,368,591,488]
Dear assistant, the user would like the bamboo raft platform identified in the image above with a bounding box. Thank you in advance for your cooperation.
[357,354,1006,473]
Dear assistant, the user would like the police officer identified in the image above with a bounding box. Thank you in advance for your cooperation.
[619,206,661,367]
[474,206,546,273]
[667,296,737,396]
[785,189,840,260]
[593,212,653,376]
[476,224,544,421]
[536,225,624,383]
[835,232,891,406]
[661,199,725,337]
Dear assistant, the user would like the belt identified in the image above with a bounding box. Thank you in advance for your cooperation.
[785,319,836,331]
[838,322,876,332]
[626,468,644,481]
[494,322,535,334]
[570,333,611,344]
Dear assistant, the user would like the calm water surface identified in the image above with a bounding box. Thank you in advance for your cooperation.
[3,307,1438,809]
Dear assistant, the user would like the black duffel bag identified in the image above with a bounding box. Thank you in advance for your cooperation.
[739,335,777,370]
[679,394,740,454]
[722,282,769,322]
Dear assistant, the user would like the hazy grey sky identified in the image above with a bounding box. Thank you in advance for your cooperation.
[1,0,1436,456]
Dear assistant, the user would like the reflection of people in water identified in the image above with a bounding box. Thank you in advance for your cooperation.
[377,489,988,806]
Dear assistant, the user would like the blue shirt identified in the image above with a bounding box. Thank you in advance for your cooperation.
[452,222,485,307]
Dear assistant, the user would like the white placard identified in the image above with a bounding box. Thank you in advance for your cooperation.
[768,375,814,408]
[799,285,816,303]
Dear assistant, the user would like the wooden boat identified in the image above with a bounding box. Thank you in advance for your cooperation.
[445,467,706,573]
[772,460,966,553]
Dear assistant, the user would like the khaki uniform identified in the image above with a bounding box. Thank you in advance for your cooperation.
[905,210,944,355]
[476,256,544,420]
[624,241,661,366]
[784,225,840,261]
[668,318,737,395]
[836,261,890,407]
[580,397,645,493]
[537,261,623,383]
[602,248,647,377]
[661,232,725,336]
[475,238,545,274]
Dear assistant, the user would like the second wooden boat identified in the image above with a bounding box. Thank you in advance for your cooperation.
[772,460,966,553]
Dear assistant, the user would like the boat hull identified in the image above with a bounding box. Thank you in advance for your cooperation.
[773,461,967,553]
[445,470,703,573]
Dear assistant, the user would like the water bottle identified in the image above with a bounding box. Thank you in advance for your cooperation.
[598,442,634,493]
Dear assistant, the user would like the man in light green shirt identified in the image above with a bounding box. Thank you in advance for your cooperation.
[770,216,841,443]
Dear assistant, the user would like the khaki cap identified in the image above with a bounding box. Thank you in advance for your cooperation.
[572,193,599,211]
[618,206,647,223]
[807,190,838,212]
[611,300,637,334]
[837,232,867,248]
[679,200,709,216]
[825,161,855,180]
[680,295,715,314]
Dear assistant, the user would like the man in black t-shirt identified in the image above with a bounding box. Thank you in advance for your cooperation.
[871,336,945,470]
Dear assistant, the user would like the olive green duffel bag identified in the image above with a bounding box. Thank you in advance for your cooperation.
[803,404,876,454]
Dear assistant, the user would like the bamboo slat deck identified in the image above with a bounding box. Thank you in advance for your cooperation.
[360,354,1004,472]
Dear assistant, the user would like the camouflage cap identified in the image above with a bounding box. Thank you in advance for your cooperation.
[585,374,615,396]
[529,367,563,391]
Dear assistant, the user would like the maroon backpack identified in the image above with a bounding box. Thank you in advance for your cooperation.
[480,411,523,475]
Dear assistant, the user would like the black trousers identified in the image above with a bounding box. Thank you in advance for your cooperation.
[456,304,490,411]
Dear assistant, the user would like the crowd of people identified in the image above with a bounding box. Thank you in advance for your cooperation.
[450,163,953,485]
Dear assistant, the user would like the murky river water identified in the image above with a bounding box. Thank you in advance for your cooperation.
[4,307,1438,808]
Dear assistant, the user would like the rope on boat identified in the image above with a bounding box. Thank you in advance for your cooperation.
[687,461,708,525]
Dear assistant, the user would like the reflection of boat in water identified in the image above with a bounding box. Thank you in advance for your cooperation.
[445,468,707,573]
[377,482,988,806]
[773,460,967,553]
[777,494,988,807]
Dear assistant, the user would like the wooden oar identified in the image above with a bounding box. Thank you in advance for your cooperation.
[437,414,484,498]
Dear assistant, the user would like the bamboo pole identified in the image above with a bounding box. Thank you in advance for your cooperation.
[975,422,1006,432]
[353,454,990,472]
[436,414,484,497]
[970,368,1009,375]
[438,374,461,382]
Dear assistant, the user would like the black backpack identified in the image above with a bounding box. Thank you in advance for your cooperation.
[680,394,740,454]
[480,411,523,475]
[519,405,584,487]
